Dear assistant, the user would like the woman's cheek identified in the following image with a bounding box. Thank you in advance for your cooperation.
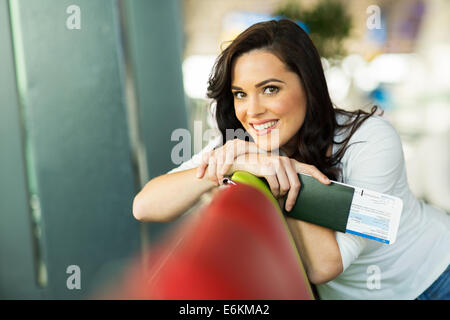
[273,98,295,114]
[234,105,247,123]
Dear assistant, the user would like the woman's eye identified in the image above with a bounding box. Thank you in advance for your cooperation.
[263,86,279,95]
[233,91,246,99]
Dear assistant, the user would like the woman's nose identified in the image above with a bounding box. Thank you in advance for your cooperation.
[246,96,266,116]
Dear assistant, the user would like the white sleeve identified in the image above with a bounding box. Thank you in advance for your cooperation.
[167,135,223,174]
[335,231,369,270]
[336,116,405,271]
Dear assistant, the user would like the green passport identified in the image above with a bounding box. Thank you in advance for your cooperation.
[230,171,354,233]
[283,174,354,232]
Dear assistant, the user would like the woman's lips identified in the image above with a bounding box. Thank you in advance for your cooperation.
[250,120,279,136]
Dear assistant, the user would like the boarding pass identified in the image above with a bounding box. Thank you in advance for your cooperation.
[342,184,403,244]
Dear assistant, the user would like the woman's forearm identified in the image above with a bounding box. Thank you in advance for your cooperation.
[286,217,343,285]
[132,168,217,222]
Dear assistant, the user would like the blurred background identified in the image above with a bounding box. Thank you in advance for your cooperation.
[0,0,448,299]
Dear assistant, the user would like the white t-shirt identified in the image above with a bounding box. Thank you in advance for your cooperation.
[167,112,450,300]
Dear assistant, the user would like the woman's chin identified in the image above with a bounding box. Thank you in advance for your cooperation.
[254,128,282,150]
[253,139,281,153]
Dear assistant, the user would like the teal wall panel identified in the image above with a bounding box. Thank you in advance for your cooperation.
[0,0,188,298]
[8,0,140,299]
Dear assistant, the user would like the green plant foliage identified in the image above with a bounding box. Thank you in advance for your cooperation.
[275,0,352,58]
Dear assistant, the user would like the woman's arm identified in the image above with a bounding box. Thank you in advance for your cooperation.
[133,139,258,223]
[286,217,343,285]
[132,168,217,222]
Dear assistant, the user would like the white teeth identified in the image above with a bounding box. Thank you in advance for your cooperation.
[253,120,277,131]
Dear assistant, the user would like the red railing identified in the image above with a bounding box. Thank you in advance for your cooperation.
[107,182,314,299]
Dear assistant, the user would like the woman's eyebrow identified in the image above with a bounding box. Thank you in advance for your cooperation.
[255,78,285,88]
[231,78,285,90]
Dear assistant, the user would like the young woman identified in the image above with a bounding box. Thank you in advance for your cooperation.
[132,20,449,299]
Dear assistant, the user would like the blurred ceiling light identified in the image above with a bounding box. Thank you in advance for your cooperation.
[429,44,450,90]
[426,102,450,134]
[354,65,379,92]
[341,54,366,77]
[369,53,412,83]
[325,66,350,102]
[182,55,217,99]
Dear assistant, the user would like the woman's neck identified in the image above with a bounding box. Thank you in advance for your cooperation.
[280,132,300,157]
[280,139,333,158]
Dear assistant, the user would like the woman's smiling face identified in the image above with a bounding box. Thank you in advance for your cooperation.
[231,49,307,154]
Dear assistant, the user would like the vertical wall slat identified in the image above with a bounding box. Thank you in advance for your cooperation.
[0,0,42,299]
[121,0,188,242]
[8,0,140,299]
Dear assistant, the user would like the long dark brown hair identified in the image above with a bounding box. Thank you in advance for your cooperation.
[207,19,382,181]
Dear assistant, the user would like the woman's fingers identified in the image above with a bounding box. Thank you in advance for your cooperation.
[198,140,264,180]
[294,161,330,185]
[282,157,301,212]
[221,140,256,176]
[264,174,280,198]
[260,156,288,199]
[278,197,286,210]
[197,148,227,181]
[216,152,226,183]
[273,158,291,199]
[220,143,236,177]
[207,156,219,185]
[196,162,207,179]
[243,140,261,154]
[197,150,212,179]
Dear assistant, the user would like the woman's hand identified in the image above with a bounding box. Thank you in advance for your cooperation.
[230,153,330,212]
[196,139,261,183]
